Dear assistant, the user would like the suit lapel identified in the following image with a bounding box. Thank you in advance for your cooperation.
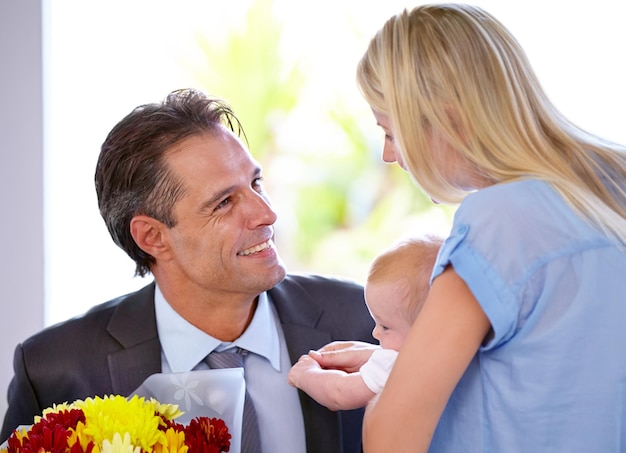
[268,277,342,453]
[106,283,162,396]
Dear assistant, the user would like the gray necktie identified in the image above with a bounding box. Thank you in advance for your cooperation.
[205,348,262,453]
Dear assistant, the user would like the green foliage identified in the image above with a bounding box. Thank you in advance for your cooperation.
[193,0,304,160]
[191,0,454,281]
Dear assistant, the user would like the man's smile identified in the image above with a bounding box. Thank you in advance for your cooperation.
[237,239,273,256]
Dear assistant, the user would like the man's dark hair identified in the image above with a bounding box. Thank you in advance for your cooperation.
[95,88,245,277]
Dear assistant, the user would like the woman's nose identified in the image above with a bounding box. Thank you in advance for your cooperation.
[382,142,397,163]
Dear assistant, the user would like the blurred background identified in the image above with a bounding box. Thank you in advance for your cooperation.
[42,0,626,325]
[1,0,625,420]
[44,0,458,325]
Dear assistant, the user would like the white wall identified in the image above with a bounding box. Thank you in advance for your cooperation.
[0,0,45,422]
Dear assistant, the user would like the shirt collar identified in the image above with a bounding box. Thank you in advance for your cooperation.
[154,284,281,372]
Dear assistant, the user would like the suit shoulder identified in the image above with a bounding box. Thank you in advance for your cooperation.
[283,273,364,292]
[277,274,366,313]
[20,283,155,350]
[274,274,374,343]
[280,274,365,305]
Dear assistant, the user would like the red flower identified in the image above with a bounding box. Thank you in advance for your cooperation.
[184,417,231,453]
[4,409,86,453]
[6,422,68,453]
[42,409,86,429]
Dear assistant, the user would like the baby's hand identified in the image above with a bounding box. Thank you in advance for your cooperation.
[288,354,321,388]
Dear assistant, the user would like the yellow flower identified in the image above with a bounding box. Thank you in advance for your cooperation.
[100,432,141,453]
[153,427,189,453]
[74,395,167,452]
[149,398,184,422]
[70,420,93,451]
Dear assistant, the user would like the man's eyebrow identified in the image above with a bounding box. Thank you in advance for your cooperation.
[201,186,235,211]
[200,166,263,211]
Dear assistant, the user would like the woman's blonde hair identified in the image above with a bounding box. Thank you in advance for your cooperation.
[357,3,626,245]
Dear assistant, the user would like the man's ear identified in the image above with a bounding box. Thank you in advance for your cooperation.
[130,215,170,260]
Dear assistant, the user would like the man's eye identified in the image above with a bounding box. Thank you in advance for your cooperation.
[381,325,390,331]
[253,177,264,190]
[215,198,230,211]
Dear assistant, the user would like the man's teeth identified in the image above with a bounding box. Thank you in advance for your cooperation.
[238,240,272,256]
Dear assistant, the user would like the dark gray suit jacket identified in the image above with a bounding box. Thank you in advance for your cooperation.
[1,274,375,451]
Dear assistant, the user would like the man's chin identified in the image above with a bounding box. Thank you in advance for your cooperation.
[270,264,287,287]
[256,263,287,292]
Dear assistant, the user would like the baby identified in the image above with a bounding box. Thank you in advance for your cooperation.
[288,235,443,410]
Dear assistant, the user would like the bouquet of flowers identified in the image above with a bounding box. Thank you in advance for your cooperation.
[0,394,231,453]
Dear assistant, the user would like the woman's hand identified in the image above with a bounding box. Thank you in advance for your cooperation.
[310,341,381,373]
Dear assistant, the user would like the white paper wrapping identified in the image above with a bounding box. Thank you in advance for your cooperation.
[132,369,245,453]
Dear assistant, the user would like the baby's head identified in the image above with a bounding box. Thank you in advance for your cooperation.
[365,235,443,350]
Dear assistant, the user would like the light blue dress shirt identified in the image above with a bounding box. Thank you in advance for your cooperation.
[154,286,307,453]
[429,179,626,452]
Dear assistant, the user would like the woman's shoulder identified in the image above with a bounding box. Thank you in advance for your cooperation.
[446,179,611,271]
[456,179,586,235]
[460,179,553,214]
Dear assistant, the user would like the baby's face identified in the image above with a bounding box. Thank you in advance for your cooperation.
[364,280,413,351]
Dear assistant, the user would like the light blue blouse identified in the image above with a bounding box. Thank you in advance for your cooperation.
[430,179,626,452]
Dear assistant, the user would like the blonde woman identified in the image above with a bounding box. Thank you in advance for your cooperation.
[314,4,626,452]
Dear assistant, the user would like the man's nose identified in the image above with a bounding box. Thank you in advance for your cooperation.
[248,192,277,227]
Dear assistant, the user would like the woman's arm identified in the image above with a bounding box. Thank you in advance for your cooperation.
[363,266,491,452]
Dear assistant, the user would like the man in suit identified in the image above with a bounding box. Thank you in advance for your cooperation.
[0,89,375,452]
